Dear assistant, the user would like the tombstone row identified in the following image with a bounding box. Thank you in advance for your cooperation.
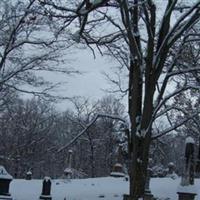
[0,136,199,200]
[0,166,52,200]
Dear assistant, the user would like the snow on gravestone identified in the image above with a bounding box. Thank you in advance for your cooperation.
[25,171,32,180]
[177,137,197,200]
[64,150,73,179]
[40,177,52,200]
[0,165,13,199]
[110,163,125,178]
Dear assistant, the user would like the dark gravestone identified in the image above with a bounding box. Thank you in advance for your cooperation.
[177,137,197,200]
[177,192,196,200]
[195,137,200,174]
[0,166,13,200]
[40,177,52,200]
[25,171,32,180]
[185,138,195,185]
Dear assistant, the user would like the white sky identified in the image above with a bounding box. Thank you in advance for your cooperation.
[46,48,118,110]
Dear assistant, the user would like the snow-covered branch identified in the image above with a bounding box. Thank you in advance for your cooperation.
[167,2,200,47]
[167,67,200,77]
[57,113,126,153]
[155,105,189,120]
[152,112,200,140]
[154,85,191,117]
[153,1,200,78]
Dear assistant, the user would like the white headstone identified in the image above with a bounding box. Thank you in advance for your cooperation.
[0,166,13,180]
[185,137,195,144]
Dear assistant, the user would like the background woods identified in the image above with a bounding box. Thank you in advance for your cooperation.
[0,94,199,180]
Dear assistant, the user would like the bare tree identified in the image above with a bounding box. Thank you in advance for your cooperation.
[0,0,76,103]
[67,97,99,177]
[41,0,200,199]
[57,96,125,177]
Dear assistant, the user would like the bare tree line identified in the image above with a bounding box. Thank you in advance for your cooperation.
[0,94,127,178]
[0,1,200,199]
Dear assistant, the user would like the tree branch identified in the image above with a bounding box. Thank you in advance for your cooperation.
[57,113,126,153]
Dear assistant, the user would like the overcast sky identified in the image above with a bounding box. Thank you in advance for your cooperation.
[46,48,118,110]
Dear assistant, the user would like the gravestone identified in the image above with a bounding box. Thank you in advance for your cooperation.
[0,166,13,200]
[184,137,195,185]
[168,162,175,174]
[110,146,125,177]
[177,137,197,200]
[110,163,125,177]
[195,137,200,175]
[40,177,52,200]
[166,162,178,179]
[25,171,32,180]
[64,150,73,179]
[144,168,153,200]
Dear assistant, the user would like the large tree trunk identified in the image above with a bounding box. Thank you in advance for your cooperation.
[127,57,155,199]
[129,134,151,199]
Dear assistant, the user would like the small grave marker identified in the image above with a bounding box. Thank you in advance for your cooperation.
[177,137,197,200]
[64,150,73,179]
[195,137,200,175]
[0,165,13,200]
[40,177,52,200]
[25,171,32,180]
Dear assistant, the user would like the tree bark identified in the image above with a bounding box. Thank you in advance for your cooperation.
[129,134,151,199]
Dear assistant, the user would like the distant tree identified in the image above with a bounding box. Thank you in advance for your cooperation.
[95,95,126,175]
[0,88,18,112]
[67,97,99,177]
[0,97,57,178]
[56,95,126,177]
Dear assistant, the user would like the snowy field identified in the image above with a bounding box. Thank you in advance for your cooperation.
[9,177,200,200]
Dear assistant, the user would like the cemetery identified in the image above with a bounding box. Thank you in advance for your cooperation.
[0,173,199,200]
[0,0,200,199]
[0,136,199,200]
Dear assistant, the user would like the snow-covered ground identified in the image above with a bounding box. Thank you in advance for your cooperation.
[9,177,200,200]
